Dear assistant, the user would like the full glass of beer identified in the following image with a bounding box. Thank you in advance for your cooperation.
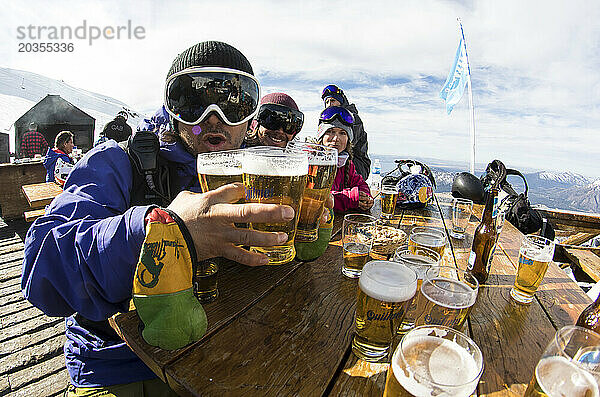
[197,150,244,192]
[286,141,337,242]
[380,185,398,220]
[242,147,308,265]
[408,226,447,259]
[383,325,484,397]
[524,325,600,397]
[510,235,555,304]
[342,214,378,278]
[352,260,417,362]
[392,246,441,336]
[450,198,473,239]
[416,266,479,331]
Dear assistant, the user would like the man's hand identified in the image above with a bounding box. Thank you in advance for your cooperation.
[167,183,294,266]
[358,191,374,210]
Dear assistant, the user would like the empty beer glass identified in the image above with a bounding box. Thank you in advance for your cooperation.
[524,326,600,396]
[342,214,377,278]
[450,198,473,239]
[383,325,484,397]
[510,235,555,304]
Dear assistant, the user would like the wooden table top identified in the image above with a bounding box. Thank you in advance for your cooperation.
[111,193,592,396]
[21,182,63,208]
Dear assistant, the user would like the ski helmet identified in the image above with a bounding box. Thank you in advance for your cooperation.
[452,172,485,204]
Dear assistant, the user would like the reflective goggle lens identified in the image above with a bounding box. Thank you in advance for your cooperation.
[256,104,304,136]
[319,106,354,126]
[321,84,342,99]
[165,71,259,125]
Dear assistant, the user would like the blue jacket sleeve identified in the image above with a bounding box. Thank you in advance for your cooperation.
[21,141,153,321]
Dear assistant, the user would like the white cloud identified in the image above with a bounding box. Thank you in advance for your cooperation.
[1,0,599,177]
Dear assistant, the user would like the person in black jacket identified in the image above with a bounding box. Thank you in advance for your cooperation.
[321,84,371,180]
[95,111,133,146]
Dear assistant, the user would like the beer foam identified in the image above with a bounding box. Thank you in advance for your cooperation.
[536,356,599,397]
[392,335,480,397]
[242,157,308,176]
[359,261,417,302]
[196,165,242,175]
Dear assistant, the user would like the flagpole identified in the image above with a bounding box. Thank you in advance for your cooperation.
[458,18,476,174]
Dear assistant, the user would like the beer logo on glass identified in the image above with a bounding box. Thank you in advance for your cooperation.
[245,186,274,200]
[519,255,534,266]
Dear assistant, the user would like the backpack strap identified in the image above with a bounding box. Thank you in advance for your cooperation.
[505,168,529,197]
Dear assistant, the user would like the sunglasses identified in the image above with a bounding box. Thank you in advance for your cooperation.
[318,106,354,126]
[256,103,304,136]
[321,84,343,99]
[164,67,261,126]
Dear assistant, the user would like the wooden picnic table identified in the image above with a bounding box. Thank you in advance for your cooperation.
[21,182,63,208]
[110,192,591,396]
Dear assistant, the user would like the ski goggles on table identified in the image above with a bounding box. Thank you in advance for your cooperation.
[318,106,354,126]
[256,103,304,136]
[164,67,261,126]
[321,84,343,99]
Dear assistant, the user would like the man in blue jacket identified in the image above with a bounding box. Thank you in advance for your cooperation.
[22,41,293,396]
[43,130,74,185]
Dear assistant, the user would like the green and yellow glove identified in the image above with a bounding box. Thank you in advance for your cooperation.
[295,208,334,262]
[133,208,207,350]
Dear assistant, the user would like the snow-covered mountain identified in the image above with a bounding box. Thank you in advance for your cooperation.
[0,67,145,152]
[534,171,590,186]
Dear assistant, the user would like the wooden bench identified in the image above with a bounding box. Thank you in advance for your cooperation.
[24,209,45,222]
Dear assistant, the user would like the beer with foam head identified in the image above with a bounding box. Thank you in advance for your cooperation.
[242,148,308,265]
[352,260,417,362]
[524,356,599,397]
[524,326,600,397]
[197,150,244,193]
[287,142,337,242]
[510,235,555,304]
[380,185,398,220]
[384,325,484,397]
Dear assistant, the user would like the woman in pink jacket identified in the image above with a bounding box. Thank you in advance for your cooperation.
[317,107,373,213]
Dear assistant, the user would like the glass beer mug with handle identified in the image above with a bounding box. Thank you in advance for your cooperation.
[286,141,337,243]
[524,325,600,397]
[383,325,484,397]
[242,147,308,265]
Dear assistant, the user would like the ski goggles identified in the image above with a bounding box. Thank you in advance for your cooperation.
[164,67,261,126]
[321,84,343,99]
[256,103,304,136]
[318,106,354,126]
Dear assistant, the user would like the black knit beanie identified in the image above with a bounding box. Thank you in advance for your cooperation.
[167,41,254,79]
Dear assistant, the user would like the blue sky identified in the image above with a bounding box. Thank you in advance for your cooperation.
[2,0,599,178]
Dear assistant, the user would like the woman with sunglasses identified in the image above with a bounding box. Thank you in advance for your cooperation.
[317,106,373,212]
[245,92,304,148]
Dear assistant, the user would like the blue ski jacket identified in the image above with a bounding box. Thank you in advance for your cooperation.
[22,139,200,387]
[43,148,73,182]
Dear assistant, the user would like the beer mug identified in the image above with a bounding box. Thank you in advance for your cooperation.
[380,185,398,220]
[352,260,417,362]
[450,198,473,239]
[197,149,244,192]
[524,326,600,396]
[392,246,441,335]
[408,226,447,258]
[342,214,377,278]
[383,325,484,397]
[510,235,555,304]
[242,147,308,265]
[416,266,478,331]
[286,141,337,242]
